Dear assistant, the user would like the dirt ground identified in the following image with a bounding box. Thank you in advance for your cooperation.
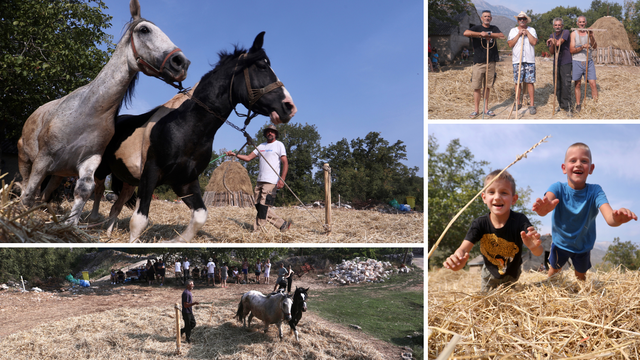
[428,58,640,119]
[0,270,415,359]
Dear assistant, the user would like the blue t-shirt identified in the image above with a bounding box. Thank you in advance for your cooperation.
[547,182,608,254]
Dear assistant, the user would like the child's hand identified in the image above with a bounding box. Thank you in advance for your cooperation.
[532,196,559,216]
[521,226,543,255]
[443,249,470,271]
[612,208,638,225]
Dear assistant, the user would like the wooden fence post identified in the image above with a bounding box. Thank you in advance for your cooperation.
[323,163,332,234]
[175,303,181,354]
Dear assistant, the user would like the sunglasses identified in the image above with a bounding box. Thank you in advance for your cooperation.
[518,18,527,21]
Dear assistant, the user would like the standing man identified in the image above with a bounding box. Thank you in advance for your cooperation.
[181,280,199,344]
[206,258,216,287]
[183,257,190,283]
[226,125,291,232]
[157,257,166,286]
[463,10,505,118]
[174,259,183,285]
[508,11,538,115]
[546,18,573,116]
[570,15,598,112]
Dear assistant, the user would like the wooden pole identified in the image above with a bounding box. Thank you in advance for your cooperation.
[175,303,181,355]
[323,163,332,234]
[552,40,559,116]
[508,34,525,119]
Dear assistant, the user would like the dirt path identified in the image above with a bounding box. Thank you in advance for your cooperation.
[0,275,405,359]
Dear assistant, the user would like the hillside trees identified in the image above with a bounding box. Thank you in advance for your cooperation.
[0,0,114,163]
[603,237,640,270]
[0,248,92,283]
[427,0,470,33]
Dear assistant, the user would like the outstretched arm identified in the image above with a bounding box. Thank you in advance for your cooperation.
[600,203,638,227]
[532,192,559,217]
[521,226,543,256]
[443,240,474,271]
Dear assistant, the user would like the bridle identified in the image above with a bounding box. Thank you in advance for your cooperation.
[229,53,284,124]
[129,18,184,90]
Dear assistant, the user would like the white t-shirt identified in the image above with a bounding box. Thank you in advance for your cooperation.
[207,261,215,273]
[175,262,182,272]
[183,261,190,270]
[253,140,286,184]
[508,27,538,64]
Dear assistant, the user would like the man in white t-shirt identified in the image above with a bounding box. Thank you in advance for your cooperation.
[226,125,290,232]
[206,258,216,287]
[183,258,190,282]
[508,11,538,115]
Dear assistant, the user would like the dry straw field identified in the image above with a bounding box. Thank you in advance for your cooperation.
[0,304,385,359]
[0,192,423,243]
[428,267,640,359]
[428,59,640,119]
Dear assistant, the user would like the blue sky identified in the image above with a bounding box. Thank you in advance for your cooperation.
[491,0,625,16]
[429,124,640,247]
[99,0,424,176]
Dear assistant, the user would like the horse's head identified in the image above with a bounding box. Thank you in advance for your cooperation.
[232,32,297,125]
[295,287,309,312]
[126,0,190,84]
[281,293,293,321]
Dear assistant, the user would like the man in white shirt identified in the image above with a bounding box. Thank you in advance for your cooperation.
[226,125,291,232]
[508,11,538,115]
[183,257,190,282]
[206,258,216,287]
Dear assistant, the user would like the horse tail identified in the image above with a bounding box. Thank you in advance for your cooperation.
[111,175,137,209]
[235,297,244,322]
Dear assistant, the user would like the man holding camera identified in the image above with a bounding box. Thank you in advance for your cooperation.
[463,10,505,118]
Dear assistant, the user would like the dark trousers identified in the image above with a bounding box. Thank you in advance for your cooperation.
[181,311,196,341]
[553,62,572,110]
[287,277,293,293]
[183,269,190,281]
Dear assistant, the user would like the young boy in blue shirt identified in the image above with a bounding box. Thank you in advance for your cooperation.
[533,142,637,280]
[444,170,543,292]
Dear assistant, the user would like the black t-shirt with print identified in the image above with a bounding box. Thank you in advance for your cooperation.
[469,24,502,64]
[465,211,532,279]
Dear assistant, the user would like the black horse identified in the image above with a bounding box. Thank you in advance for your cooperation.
[289,286,309,341]
[89,32,297,242]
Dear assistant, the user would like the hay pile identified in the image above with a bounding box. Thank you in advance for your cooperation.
[428,60,640,119]
[428,267,640,359]
[592,16,633,51]
[203,160,255,208]
[0,304,385,359]
[0,178,95,243]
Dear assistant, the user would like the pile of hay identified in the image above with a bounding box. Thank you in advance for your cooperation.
[0,304,385,359]
[203,160,255,208]
[592,16,633,51]
[0,178,95,243]
[428,60,640,119]
[428,267,640,359]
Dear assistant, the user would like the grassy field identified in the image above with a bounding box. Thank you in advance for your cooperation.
[312,268,424,357]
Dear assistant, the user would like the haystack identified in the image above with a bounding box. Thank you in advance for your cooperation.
[202,160,255,208]
[590,16,640,65]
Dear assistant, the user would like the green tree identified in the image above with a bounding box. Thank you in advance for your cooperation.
[0,0,114,157]
[428,135,489,266]
[624,0,640,53]
[603,237,640,271]
[316,132,422,208]
[584,0,623,22]
[427,0,471,34]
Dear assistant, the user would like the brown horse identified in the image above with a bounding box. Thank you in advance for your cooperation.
[17,0,190,225]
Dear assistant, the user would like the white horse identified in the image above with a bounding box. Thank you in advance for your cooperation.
[17,0,189,225]
[235,290,293,339]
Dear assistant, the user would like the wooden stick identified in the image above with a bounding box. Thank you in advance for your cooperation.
[428,135,551,260]
[508,34,525,119]
[323,163,332,234]
[584,43,590,109]
[175,303,181,355]
[482,40,490,119]
[552,41,559,116]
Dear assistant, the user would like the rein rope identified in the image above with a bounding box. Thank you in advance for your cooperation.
[176,56,327,232]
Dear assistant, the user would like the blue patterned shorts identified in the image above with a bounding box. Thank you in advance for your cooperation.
[512,62,536,83]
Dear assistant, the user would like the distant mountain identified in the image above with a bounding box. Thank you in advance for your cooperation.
[593,241,612,252]
[471,0,518,17]
[490,15,516,33]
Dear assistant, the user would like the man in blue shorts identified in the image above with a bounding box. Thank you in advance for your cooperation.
[508,11,538,115]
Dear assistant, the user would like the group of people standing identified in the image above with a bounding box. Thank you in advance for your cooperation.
[466,10,598,117]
